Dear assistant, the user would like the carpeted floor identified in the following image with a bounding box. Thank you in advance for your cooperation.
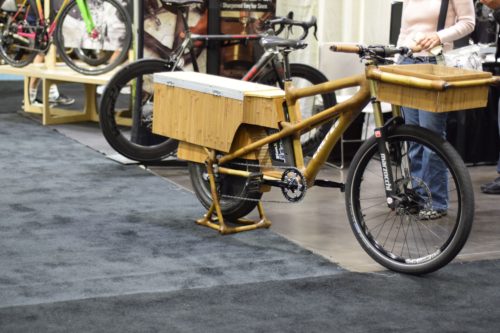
[0,112,341,308]
[1,260,499,332]
[0,80,23,114]
[1,83,499,332]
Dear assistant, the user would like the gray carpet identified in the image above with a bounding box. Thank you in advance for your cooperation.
[0,112,342,309]
[1,103,499,332]
[0,80,23,113]
[0,259,499,332]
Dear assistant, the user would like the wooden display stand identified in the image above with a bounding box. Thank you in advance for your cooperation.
[0,0,129,125]
[0,62,118,125]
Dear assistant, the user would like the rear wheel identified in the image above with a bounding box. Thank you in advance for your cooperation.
[345,125,474,274]
[188,160,262,221]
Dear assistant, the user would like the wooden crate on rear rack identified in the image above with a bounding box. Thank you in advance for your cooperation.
[152,72,285,163]
[369,64,493,112]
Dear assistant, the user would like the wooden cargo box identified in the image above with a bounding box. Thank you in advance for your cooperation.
[152,72,285,156]
[370,64,492,112]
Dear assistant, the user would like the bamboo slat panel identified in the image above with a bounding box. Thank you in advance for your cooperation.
[152,72,285,152]
[177,126,270,164]
[373,64,492,112]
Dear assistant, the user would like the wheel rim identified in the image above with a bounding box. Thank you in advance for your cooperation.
[350,135,463,267]
[103,66,172,155]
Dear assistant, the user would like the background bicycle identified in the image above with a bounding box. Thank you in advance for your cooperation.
[99,1,336,163]
[0,0,132,75]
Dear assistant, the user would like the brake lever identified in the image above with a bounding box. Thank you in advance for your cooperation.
[313,22,318,40]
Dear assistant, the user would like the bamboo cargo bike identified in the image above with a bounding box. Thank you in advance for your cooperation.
[151,40,499,275]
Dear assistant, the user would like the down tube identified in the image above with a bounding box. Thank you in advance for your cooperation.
[304,113,352,183]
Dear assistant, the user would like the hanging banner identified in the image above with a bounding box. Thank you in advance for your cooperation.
[221,0,275,12]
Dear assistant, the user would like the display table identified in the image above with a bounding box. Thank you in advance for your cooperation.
[0,63,117,125]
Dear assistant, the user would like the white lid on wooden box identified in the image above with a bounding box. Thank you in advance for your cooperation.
[154,71,284,101]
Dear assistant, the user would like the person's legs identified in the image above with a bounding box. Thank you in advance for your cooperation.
[402,106,424,185]
[418,110,449,211]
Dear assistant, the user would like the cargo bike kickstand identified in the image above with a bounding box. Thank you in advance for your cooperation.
[153,41,499,274]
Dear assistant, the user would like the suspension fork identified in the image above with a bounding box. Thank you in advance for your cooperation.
[371,97,406,208]
[75,0,95,34]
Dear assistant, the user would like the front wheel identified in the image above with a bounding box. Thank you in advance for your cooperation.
[345,125,474,274]
[55,0,132,75]
[99,59,179,162]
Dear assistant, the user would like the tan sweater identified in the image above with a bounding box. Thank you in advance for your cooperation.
[397,0,475,55]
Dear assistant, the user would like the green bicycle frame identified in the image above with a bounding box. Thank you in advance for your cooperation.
[75,0,95,33]
[48,0,96,34]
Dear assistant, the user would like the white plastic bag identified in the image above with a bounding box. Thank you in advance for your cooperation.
[444,45,483,71]
[0,0,17,12]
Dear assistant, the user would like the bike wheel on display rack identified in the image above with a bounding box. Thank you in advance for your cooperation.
[345,125,474,275]
[256,63,337,156]
[0,8,38,67]
[99,59,180,162]
[54,0,132,75]
[188,160,263,221]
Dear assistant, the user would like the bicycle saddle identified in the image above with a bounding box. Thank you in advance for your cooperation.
[260,36,307,50]
[160,0,204,6]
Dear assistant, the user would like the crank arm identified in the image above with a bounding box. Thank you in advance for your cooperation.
[262,178,289,189]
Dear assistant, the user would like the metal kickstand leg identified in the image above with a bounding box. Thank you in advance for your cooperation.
[196,158,271,234]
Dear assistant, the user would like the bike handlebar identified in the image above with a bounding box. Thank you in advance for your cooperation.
[264,12,318,40]
[329,44,422,58]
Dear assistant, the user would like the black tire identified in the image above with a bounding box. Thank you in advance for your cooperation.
[73,48,113,66]
[99,59,179,162]
[256,63,336,156]
[188,161,263,221]
[345,125,474,274]
[0,12,37,67]
[54,0,132,75]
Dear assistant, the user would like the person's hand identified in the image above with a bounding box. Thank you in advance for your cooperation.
[480,0,500,10]
[415,32,441,51]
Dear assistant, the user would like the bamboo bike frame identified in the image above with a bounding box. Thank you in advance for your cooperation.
[217,65,380,187]
[192,44,498,234]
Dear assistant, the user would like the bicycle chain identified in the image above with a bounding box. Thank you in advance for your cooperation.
[216,161,308,204]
